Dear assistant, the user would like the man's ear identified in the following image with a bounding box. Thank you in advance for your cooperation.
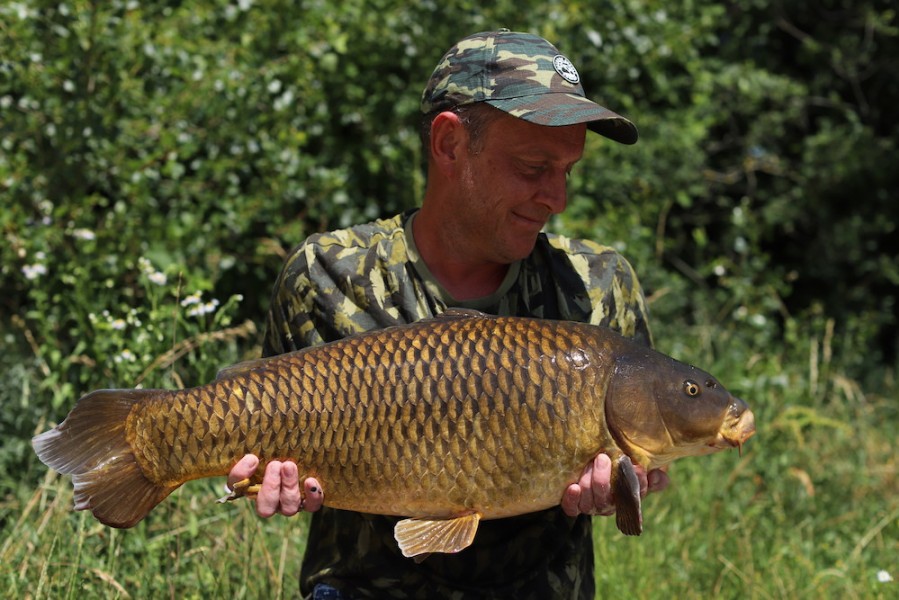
[429,111,468,172]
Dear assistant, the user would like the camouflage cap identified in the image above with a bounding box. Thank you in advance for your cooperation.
[421,30,638,144]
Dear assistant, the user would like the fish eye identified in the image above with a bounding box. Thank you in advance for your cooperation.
[684,380,701,397]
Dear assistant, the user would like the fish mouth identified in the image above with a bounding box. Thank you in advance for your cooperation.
[714,409,756,455]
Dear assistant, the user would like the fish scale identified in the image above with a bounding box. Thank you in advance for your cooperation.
[32,309,755,557]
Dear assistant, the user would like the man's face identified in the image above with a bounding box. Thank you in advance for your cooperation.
[454,111,587,264]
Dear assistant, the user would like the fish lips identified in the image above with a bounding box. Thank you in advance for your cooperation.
[714,405,756,454]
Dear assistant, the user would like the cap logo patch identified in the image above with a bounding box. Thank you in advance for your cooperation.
[552,55,580,84]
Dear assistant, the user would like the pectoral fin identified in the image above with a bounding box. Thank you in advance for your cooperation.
[612,455,643,536]
[394,513,482,559]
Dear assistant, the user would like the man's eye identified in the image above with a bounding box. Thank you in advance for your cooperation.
[517,160,545,174]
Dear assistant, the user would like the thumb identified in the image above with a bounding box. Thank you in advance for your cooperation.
[227,454,260,488]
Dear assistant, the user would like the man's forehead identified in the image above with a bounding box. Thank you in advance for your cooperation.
[486,114,586,157]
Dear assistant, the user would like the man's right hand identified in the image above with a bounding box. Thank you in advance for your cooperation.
[227,454,324,518]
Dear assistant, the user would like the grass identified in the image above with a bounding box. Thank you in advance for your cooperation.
[4,473,312,598]
[2,321,896,598]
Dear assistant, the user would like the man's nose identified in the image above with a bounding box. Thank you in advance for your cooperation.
[539,170,568,214]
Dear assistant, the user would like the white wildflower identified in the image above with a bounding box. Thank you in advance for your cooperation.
[139,257,167,285]
[750,313,767,327]
[114,349,137,364]
[187,298,220,317]
[72,228,96,241]
[878,570,893,583]
[274,89,295,111]
[13,3,35,20]
[22,264,47,280]
[110,318,126,331]
[181,291,203,307]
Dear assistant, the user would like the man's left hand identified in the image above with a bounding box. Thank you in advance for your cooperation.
[561,453,670,517]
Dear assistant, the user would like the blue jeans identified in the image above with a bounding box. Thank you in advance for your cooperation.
[312,583,346,600]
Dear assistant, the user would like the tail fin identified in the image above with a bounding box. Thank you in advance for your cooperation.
[32,389,177,528]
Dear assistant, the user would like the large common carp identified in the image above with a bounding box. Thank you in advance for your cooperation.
[33,309,755,558]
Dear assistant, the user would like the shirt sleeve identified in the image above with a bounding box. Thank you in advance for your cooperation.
[261,215,424,357]
[548,235,653,347]
[592,249,653,347]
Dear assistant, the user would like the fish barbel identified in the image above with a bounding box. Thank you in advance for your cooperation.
[33,309,755,557]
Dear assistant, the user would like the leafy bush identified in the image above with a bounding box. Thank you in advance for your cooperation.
[3,0,896,394]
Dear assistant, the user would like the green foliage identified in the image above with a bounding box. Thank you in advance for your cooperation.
[561,0,898,376]
[1,0,897,597]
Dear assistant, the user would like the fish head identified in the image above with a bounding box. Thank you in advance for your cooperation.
[604,348,756,468]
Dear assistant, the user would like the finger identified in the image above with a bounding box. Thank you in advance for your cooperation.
[647,468,670,494]
[277,462,302,517]
[576,461,595,515]
[561,483,582,517]
[256,460,284,518]
[303,477,324,512]
[590,454,614,515]
[227,454,259,489]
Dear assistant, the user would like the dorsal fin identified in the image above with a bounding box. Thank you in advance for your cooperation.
[215,309,492,381]
[215,357,273,380]
[422,308,493,323]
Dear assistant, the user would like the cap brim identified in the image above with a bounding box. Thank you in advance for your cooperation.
[486,93,638,145]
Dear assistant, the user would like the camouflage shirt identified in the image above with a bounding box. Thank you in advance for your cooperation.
[262,210,652,600]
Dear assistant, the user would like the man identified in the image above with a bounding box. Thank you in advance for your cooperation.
[229,30,669,599]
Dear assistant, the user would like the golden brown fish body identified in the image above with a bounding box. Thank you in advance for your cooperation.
[33,310,755,557]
